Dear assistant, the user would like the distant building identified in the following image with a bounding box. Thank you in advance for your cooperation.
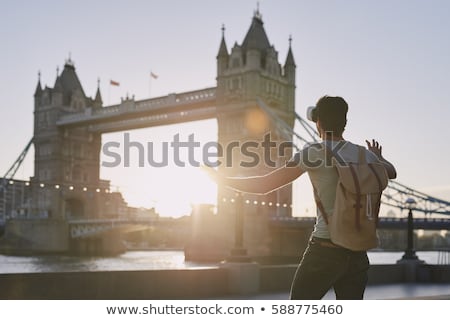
[0,178,31,219]
[127,206,159,220]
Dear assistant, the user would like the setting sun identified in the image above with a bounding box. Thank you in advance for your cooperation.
[100,119,218,217]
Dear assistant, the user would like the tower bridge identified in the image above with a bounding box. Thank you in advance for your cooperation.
[1,10,449,258]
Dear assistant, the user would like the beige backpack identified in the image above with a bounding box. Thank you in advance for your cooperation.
[314,144,389,251]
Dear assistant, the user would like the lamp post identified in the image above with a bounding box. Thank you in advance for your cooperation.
[401,197,419,260]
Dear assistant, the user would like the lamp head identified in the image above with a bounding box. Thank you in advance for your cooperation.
[405,197,417,209]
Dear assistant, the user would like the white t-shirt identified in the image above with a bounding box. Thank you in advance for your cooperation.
[294,140,380,239]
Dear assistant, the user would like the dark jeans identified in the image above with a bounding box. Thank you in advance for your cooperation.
[290,237,369,300]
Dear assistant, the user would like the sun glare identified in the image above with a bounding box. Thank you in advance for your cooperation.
[150,166,217,217]
[100,120,218,218]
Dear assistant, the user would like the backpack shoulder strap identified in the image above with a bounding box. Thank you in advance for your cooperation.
[312,140,347,225]
[358,146,367,164]
[348,163,362,230]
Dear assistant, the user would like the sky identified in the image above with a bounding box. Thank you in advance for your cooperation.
[1,0,450,217]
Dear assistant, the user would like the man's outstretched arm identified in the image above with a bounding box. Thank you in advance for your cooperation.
[204,160,305,195]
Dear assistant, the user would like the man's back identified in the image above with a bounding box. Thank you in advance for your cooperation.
[298,140,380,239]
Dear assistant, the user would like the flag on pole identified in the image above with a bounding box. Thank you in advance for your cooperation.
[110,80,120,86]
[150,72,158,79]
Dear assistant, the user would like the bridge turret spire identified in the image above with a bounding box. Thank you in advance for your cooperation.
[94,78,103,107]
[56,58,86,98]
[254,1,262,21]
[217,24,228,58]
[34,70,42,97]
[284,34,296,67]
[217,23,229,75]
[242,8,270,52]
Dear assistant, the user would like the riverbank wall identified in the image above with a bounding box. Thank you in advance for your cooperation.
[1,263,450,299]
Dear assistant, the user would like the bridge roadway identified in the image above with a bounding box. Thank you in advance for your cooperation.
[69,216,450,239]
[68,217,177,238]
[54,87,243,133]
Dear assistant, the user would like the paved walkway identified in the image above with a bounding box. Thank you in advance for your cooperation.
[221,283,450,300]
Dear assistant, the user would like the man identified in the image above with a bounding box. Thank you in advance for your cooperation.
[206,95,397,299]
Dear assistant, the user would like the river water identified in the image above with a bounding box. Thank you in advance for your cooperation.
[0,250,447,274]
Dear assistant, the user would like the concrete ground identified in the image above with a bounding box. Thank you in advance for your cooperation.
[219,283,450,300]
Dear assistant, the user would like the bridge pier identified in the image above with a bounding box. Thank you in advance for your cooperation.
[69,234,126,256]
[0,219,69,254]
[70,237,100,255]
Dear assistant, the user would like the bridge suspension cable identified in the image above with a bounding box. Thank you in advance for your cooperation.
[382,180,450,215]
[256,97,450,216]
[1,138,33,191]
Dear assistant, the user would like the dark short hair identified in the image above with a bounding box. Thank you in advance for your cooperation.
[315,95,348,136]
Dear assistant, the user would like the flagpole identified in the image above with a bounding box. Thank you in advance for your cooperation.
[149,71,158,98]
[108,80,120,104]
[108,80,111,105]
[149,70,152,98]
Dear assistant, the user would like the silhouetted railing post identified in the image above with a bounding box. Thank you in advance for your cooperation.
[221,192,259,295]
[228,192,251,262]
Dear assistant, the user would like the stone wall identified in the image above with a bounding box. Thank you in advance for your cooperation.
[1,263,449,299]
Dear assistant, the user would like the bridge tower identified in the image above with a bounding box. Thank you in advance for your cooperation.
[31,60,103,220]
[216,10,296,218]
